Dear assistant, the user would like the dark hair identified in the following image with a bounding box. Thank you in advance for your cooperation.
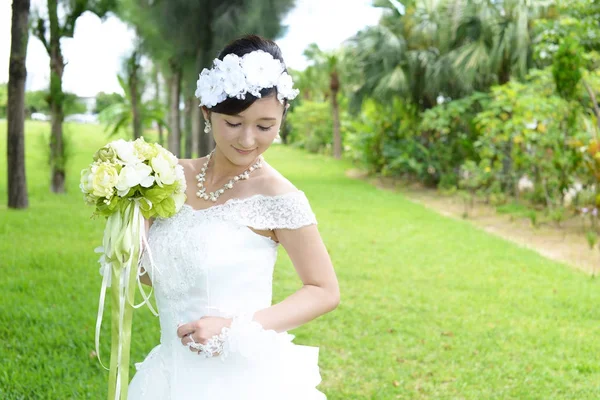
[207,35,289,116]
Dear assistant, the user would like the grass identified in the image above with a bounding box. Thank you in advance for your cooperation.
[2,121,600,399]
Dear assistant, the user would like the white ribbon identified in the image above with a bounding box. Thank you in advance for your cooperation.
[93,201,162,400]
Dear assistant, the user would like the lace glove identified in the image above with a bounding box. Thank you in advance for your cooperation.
[206,313,295,362]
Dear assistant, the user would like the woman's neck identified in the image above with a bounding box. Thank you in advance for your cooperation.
[206,147,261,186]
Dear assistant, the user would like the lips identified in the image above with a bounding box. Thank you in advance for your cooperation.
[233,146,255,155]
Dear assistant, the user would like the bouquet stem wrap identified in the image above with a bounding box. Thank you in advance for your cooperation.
[95,200,158,400]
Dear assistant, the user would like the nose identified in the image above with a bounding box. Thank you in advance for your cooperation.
[237,127,256,150]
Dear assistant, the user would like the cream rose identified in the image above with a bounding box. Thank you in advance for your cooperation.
[92,163,119,198]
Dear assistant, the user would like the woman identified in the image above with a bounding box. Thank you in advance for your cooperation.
[127,35,340,399]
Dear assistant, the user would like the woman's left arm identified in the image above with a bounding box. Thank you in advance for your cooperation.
[251,224,340,333]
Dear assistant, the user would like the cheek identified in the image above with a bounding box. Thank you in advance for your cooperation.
[213,124,237,141]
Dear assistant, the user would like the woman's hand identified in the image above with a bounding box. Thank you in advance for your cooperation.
[176,316,232,354]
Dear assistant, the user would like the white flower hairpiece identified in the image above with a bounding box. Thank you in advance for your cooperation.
[195,50,300,108]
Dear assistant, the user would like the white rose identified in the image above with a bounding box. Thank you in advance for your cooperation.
[158,147,178,167]
[172,192,186,211]
[174,164,186,193]
[110,139,141,165]
[115,163,154,196]
[151,154,176,186]
[80,165,96,194]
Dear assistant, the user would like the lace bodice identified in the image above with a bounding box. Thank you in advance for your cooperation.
[141,190,317,348]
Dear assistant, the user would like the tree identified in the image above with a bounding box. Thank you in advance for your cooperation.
[117,0,295,157]
[95,91,124,114]
[125,48,143,138]
[303,43,344,159]
[7,0,30,209]
[348,0,553,111]
[33,0,116,193]
[98,74,166,139]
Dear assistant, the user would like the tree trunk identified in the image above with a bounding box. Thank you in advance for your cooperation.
[48,0,65,193]
[129,52,142,139]
[167,60,182,156]
[7,0,30,209]
[154,68,164,145]
[499,58,511,85]
[158,124,164,146]
[191,96,200,157]
[184,95,192,158]
[330,71,342,159]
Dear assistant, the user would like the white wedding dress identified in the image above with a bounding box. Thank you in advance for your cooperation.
[128,190,326,399]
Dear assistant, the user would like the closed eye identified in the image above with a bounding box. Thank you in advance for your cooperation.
[225,121,241,128]
[258,125,274,132]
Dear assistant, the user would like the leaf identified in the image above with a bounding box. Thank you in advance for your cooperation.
[153,197,175,218]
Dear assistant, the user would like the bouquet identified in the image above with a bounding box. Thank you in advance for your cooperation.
[80,138,186,400]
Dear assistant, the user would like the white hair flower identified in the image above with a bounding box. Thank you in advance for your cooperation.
[195,49,299,108]
[195,69,227,108]
[276,72,299,104]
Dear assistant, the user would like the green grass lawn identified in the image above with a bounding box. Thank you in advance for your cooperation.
[1,121,600,399]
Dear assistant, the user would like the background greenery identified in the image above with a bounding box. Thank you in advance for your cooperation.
[288,0,600,231]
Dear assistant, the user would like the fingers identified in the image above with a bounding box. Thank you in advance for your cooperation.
[181,333,195,346]
[176,322,195,338]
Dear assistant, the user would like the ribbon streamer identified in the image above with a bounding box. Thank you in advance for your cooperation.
[94,201,160,400]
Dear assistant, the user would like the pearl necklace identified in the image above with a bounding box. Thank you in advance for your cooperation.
[195,150,263,202]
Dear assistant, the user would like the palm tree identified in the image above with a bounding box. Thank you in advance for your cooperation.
[303,44,345,158]
[349,0,553,110]
[98,74,167,139]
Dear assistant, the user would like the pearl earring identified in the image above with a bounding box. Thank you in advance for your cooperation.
[204,120,212,134]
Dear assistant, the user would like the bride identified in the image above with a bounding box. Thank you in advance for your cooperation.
[127,35,340,399]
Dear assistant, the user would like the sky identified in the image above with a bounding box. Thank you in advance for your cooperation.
[0,0,383,98]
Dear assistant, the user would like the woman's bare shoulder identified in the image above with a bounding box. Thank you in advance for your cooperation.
[254,161,298,196]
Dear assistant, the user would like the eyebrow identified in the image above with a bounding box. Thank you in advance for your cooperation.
[232,115,276,121]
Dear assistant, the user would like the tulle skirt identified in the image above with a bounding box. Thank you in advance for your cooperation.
[127,330,325,399]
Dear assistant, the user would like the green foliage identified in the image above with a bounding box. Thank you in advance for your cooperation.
[346,98,422,176]
[552,35,584,100]
[534,0,600,68]
[418,92,489,187]
[25,90,50,114]
[348,0,548,111]
[470,68,584,206]
[98,75,166,138]
[24,90,86,116]
[63,92,87,115]
[95,92,124,114]
[287,100,336,154]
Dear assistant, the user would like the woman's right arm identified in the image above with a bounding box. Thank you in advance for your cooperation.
[139,218,154,287]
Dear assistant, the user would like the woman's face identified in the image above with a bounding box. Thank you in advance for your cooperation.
[204,95,285,165]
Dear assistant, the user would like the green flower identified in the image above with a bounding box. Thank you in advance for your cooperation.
[93,145,117,163]
[134,138,159,161]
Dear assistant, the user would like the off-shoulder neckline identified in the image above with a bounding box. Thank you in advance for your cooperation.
[181,190,305,214]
